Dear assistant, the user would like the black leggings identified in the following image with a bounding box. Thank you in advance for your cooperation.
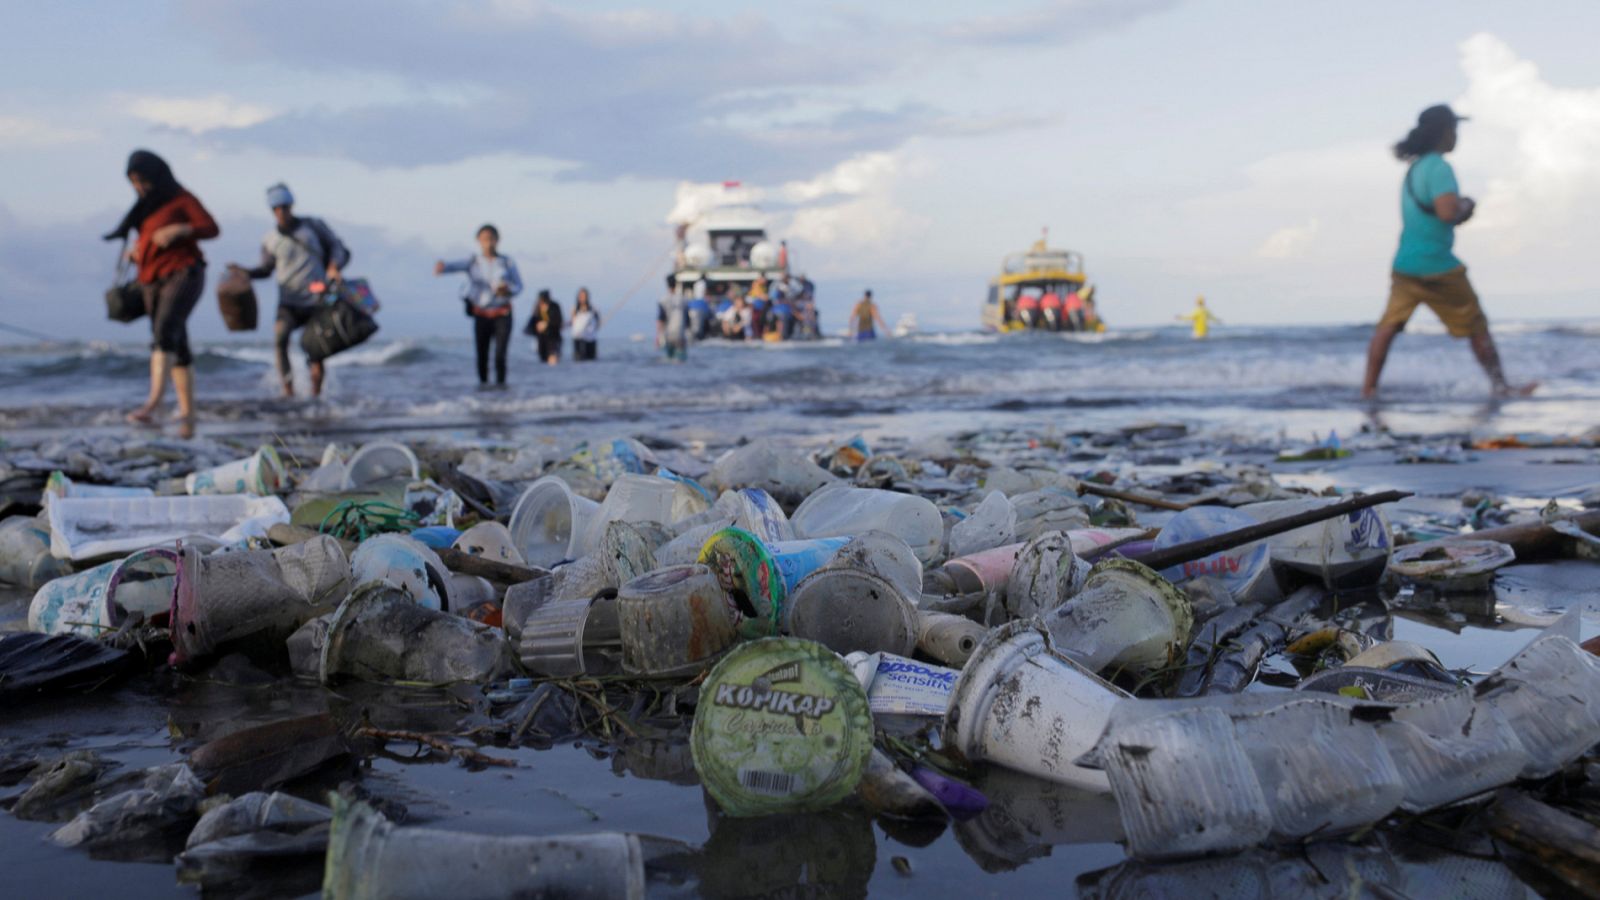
[474,314,512,384]
[144,263,205,367]
[573,339,597,361]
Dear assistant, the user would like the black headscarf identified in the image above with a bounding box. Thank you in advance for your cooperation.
[103,150,182,241]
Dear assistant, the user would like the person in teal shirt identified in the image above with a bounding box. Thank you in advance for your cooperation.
[1362,104,1532,399]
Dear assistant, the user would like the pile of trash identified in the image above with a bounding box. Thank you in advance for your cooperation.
[2,427,1599,895]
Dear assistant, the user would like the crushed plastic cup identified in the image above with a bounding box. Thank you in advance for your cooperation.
[185,445,286,496]
[706,439,839,507]
[508,475,602,567]
[698,528,850,639]
[1039,558,1193,677]
[581,474,679,553]
[168,537,350,665]
[1389,540,1516,591]
[568,436,656,485]
[0,515,72,590]
[948,491,1017,558]
[450,521,524,566]
[617,564,739,677]
[322,795,644,900]
[691,638,873,817]
[1003,530,1092,620]
[516,589,621,677]
[1152,505,1273,601]
[791,485,943,564]
[944,619,1129,792]
[320,582,512,685]
[348,534,449,611]
[338,441,420,490]
[598,520,661,590]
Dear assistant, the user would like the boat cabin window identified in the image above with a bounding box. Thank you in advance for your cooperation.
[709,230,764,267]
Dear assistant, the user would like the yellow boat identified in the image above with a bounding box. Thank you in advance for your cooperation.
[981,233,1100,333]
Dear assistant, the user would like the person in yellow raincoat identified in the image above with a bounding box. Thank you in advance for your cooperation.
[1178,295,1221,339]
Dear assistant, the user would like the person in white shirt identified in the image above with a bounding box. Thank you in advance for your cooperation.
[434,224,523,387]
[570,287,601,361]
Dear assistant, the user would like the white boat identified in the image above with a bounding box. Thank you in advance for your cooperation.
[668,185,818,341]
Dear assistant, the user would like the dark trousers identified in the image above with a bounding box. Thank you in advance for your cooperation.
[474,314,512,383]
[573,339,597,361]
[144,263,205,367]
[274,303,318,378]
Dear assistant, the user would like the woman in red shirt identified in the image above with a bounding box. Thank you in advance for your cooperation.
[104,150,219,438]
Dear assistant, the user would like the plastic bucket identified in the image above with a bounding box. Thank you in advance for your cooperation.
[508,476,601,567]
[348,534,449,611]
[1040,558,1192,676]
[322,795,644,900]
[338,441,420,491]
[185,445,286,496]
[0,516,72,590]
[320,582,511,685]
[944,620,1128,791]
[791,486,943,564]
[617,564,738,677]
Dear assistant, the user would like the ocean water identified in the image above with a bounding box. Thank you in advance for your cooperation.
[2,319,1596,444]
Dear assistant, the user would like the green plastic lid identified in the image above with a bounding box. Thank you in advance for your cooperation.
[691,638,873,817]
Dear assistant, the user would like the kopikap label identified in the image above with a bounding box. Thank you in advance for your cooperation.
[691,639,872,816]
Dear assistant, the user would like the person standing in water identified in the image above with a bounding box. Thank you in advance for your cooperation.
[434,224,522,387]
[1362,104,1531,399]
[1178,296,1220,339]
[570,287,601,361]
[526,290,563,365]
[658,279,689,362]
[230,183,350,398]
[851,290,887,341]
[104,150,220,438]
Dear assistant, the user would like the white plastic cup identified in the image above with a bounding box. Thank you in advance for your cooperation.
[338,441,420,491]
[581,474,679,553]
[450,521,526,567]
[508,476,602,567]
[0,516,72,590]
[792,486,943,564]
[348,534,449,610]
[27,547,178,636]
[185,445,286,496]
[944,620,1128,791]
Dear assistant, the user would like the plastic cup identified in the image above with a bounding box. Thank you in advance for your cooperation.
[791,486,943,564]
[0,516,72,590]
[185,445,286,496]
[450,521,525,567]
[168,537,350,666]
[698,528,849,639]
[582,474,679,553]
[1004,530,1092,620]
[617,564,738,677]
[348,534,449,611]
[1040,558,1193,676]
[944,620,1129,791]
[338,441,420,490]
[320,583,512,685]
[508,476,602,567]
[787,567,919,657]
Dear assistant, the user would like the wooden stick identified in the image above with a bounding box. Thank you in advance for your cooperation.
[1486,789,1600,896]
[1133,490,1411,572]
[1420,509,1600,561]
[1078,482,1194,512]
[267,522,549,584]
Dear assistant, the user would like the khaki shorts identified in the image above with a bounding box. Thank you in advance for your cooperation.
[1379,267,1488,337]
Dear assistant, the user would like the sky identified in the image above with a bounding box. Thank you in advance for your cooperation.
[2,0,1598,342]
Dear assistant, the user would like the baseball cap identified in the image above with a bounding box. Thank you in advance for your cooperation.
[266,183,294,209]
[1418,104,1468,127]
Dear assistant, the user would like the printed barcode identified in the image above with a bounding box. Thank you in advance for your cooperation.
[738,768,796,795]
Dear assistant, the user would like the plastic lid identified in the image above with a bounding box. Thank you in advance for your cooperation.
[691,638,873,817]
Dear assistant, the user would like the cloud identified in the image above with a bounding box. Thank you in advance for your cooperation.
[944,0,1180,45]
[1455,32,1600,255]
[0,115,95,148]
[125,94,277,134]
[1256,219,1321,259]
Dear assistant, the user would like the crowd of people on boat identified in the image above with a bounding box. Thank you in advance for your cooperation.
[1001,284,1103,332]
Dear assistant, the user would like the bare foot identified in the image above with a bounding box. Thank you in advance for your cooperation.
[1494,381,1539,398]
[281,384,296,399]
[125,406,158,425]
[173,416,195,440]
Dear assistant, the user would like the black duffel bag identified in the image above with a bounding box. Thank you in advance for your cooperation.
[105,240,146,323]
[300,294,378,362]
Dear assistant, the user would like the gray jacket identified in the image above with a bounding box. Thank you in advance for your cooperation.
[247,217,352,308]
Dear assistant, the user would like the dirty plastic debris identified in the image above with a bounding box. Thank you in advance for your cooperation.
[50,763,206,850]
[29,547,177,636]
[617,563,738,677]
[948,491,1017,558]
[46,494,290,561]
[0,514,73,589]
[169,536,351,665]
[915,610,988,666]
[707,438,838,507]
[692,638,873,817]
[320,582,513,685]
[1002,530,1092,620]
[945,620,1129,791]
[44,470,154,501]
[786,534,921,657]
[450,520,526,566]
[1152,505,1272,600]
[516,590,621,677]
[582,473,680,555]
[0,632,132,700]
[184,791,333,850]
[1390,539,1516,590]
[507,475,602,567]
[1240,497,1392,590]
[1039,558,1193,677]
[322,795,644,900]
[347,533,449,610]
[337,440,421,490]
[847,651,958,717]
[185,445,287,496]
[791,485,943,564]
[698,528,850,638]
